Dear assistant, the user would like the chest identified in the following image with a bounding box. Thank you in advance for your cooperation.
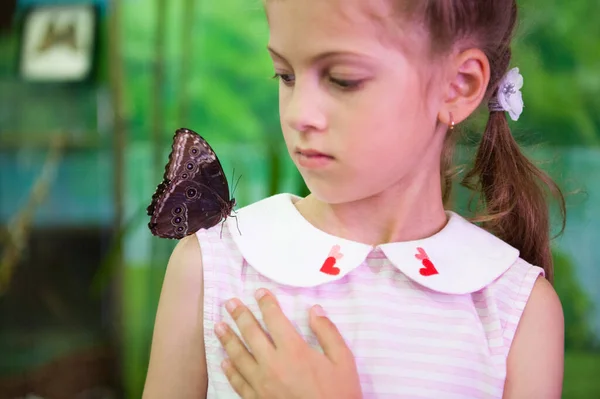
[204,261,508,398]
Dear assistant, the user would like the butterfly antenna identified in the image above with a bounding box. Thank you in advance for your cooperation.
[229,167,242,198]
[230,167,236,196]
[232,173,242,197]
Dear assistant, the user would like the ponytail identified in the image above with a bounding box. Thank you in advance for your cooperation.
[402,0,565,282]
[461,110,566,283]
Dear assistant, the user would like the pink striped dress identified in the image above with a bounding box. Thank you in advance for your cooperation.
[196,194,542,398]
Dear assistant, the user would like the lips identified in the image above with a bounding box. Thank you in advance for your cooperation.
[296,148,333,158]
[295,148,334,169]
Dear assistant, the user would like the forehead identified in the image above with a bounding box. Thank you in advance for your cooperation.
[265,0,391,25]
[265,0,414,61]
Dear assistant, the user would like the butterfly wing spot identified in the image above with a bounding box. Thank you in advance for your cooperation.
[171,204,185,216]
[185,160,199,174]
[185,186,202,200]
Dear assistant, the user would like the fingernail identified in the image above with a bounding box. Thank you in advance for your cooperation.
[313,305,327,317]
[221,358,232,371]
[215,322,227,337]
[255,288,267,301]
[225,299,238,313]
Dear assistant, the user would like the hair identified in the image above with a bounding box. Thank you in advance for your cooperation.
[397,0,566,283]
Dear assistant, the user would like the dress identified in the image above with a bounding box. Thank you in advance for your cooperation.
[196,194,543,398]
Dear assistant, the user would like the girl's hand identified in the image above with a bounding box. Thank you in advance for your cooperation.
[215,288,362,399]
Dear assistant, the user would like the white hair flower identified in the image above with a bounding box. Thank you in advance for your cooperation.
[489,67,524,121]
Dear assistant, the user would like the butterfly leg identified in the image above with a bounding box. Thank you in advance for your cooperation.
[232,214,241,235]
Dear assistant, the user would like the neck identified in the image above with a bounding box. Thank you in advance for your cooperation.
[294,173,448,246]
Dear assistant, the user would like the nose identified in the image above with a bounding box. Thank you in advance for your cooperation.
[282,83,327,133]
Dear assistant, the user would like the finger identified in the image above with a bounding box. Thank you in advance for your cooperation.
[221,358,257,399]
[255,288,304,348]
[309,305,354,364]
[215,321,258,378]
[225,298,275,360]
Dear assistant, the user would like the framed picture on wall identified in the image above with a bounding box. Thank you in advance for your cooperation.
[18,4,98,82]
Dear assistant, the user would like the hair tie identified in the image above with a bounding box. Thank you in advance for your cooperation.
[488,67,524,121]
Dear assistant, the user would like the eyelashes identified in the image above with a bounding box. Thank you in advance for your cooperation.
[272,72,294,85]
[271,73,363,91]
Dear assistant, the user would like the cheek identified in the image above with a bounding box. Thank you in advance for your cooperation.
[278,85,288,119]
[350,96,420,151]
[357,79,421,125]
[278,88,291,139]
[371,83,432,146]
[341,96,430,177]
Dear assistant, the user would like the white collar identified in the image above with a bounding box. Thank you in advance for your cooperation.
[226,194,519,294]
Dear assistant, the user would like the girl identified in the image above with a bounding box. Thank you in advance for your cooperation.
[143,0,565,397]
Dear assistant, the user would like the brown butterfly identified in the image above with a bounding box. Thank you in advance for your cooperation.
[147,128,236,239]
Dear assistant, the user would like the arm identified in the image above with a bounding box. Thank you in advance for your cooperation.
[142,234,208,398]
[503,276,564,398]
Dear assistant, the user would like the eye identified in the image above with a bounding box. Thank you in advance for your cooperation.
[272,73,295,86]
[330,77,362,90]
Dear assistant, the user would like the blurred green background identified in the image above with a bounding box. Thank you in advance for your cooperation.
[0,0,599,398]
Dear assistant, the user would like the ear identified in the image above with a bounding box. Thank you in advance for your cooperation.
[438,48,490,127]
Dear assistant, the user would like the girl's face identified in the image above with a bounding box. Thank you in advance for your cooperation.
[266,0,449,204]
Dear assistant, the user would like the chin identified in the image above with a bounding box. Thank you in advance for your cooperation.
[302,179,366,205]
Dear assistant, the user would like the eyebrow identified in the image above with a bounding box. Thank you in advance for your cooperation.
[267,46,376,65]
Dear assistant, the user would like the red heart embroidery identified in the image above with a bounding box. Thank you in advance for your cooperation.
[415,247,429,261]
[320,256,340,276]
[419,258,439,277]
[415,247,439,277]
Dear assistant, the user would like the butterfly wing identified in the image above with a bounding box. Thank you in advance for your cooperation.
[147,128,235,239]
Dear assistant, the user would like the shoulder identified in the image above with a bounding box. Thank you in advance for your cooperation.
[514,274,564,350]
[514,275,564,344]
[170,233,204,272]
[503,275,564,398]
[143,234,208,398]
[159,234,205,298]
[229,193,299,223]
